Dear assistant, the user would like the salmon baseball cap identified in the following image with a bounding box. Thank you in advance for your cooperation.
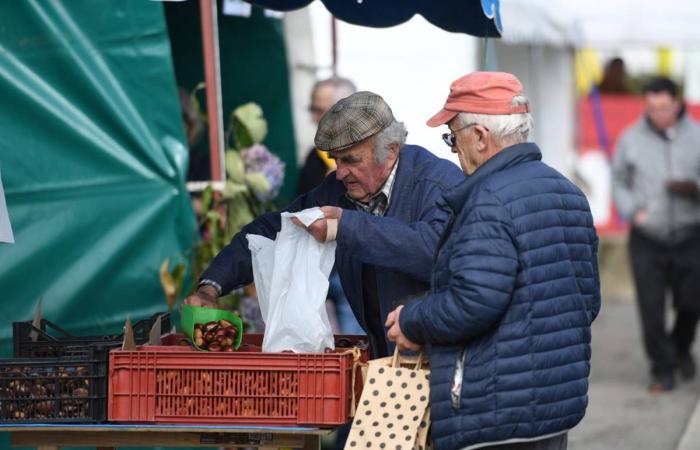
[427,72,530,127]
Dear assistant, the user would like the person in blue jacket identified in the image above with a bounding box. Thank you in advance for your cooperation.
[387,72,601,450]
[185,91,463,358]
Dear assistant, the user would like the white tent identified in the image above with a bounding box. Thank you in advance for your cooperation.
[496,0,700,172]
[492,1,582,174]
[571,0,700,48]
[501,0,700,48]
[497,0,700,224]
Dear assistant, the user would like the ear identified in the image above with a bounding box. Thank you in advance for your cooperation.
[389,142,400,155]
[474,125,490,152]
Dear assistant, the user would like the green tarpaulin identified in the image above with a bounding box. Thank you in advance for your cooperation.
[0,0,195,347]
[0,2,302,446]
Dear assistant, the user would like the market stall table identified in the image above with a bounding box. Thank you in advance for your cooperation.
[0,423,329,450]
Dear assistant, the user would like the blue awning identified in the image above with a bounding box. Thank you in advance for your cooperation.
[245,0,502,37]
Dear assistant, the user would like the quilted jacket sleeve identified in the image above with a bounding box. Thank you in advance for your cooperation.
[336,179,453,282]
[399,187,519,345]
[201,178,336,294]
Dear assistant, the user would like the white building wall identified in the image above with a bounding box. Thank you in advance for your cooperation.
[287,3,480,167]
[494,43,576,175]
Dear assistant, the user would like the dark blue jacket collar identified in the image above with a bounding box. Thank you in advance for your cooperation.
[444,142,542,211]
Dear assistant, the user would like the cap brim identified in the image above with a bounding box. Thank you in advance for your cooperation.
[426,108,458,127]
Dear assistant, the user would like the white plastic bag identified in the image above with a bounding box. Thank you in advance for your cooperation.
[247,207,336,353]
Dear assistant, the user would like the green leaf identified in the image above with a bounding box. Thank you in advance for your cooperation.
[206,210,221,250]
[159,259,177,311]
[226,194,255,237]
[171,263,187,299]
[201,185,214,212]
[244,172,271,197]
[233,102,267,147]
[225,150,245,183]
[206,210,221,222]
[221,181,248,199]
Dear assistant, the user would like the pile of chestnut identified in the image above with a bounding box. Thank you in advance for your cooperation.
[0,366,91,420]
[192,319,238,352]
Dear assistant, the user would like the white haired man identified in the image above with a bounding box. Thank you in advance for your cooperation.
[387,72,601,450]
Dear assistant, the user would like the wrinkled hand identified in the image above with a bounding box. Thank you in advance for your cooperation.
[183,285,218,308]
[291,216,328,242]
[386,306,421,352]
[667,180,699,198]
[320,206,343,220]
[291,206,343,243]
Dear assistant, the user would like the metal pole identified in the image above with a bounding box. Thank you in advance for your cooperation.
[199,0,225,181]
[331,16,338,76]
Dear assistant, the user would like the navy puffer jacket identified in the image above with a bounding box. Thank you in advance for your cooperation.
[399,143,601,450]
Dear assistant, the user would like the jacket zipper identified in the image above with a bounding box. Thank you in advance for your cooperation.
[450,347,467,409]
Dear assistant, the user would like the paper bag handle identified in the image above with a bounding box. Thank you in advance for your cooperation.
[391,347,425,370]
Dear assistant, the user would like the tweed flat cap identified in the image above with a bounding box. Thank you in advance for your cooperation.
[314,91,394,152]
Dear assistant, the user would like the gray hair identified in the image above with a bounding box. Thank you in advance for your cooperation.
[312,76,357,99]
[456,95,533,145]
[373,120,408,164]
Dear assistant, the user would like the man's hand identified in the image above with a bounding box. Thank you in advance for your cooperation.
[291,216,328,242]
[183,284,218,308]
[667,180,699,198]
[291,206,344,243]
[320,206,343,220]
[386,305,422,352]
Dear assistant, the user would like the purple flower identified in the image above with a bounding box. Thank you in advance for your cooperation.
[241,144,285,202]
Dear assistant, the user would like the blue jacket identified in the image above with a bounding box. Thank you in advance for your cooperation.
[203,145,464,355]
[400,143,601,450]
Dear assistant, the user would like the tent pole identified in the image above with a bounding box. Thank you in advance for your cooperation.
[331,16,338,76]
[200,0,225,181]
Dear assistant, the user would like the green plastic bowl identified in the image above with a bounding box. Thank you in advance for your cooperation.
[180,305,243,350]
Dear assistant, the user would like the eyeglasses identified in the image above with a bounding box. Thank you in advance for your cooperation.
[442,123,479,147]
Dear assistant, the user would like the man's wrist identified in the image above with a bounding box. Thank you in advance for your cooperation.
[198,279,222,294]
[197,279,222,302]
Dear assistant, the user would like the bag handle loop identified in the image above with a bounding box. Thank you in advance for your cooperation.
[391,347,425,370]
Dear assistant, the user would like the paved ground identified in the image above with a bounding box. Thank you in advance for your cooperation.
[569,301,700,450]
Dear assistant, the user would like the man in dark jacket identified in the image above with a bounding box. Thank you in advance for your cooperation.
[186,91,463,358]
[387,72,601,450]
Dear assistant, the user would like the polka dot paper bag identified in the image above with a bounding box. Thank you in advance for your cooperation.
[345,350,431,450]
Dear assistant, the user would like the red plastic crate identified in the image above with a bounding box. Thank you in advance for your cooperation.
[108,345,362,426]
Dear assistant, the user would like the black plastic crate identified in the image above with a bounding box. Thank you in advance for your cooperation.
[0,346,107,423]
[13,312,171,358]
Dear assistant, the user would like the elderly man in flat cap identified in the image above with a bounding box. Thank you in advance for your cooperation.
[186,91,463,358]
[386,72,601,450]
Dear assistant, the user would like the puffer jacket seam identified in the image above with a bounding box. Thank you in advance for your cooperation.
[517,225,595,239]
[523,274,587,288]
[459,429,569,450]
[501,189,586,202]
[520,242,593,255]
[447,412,581,435]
